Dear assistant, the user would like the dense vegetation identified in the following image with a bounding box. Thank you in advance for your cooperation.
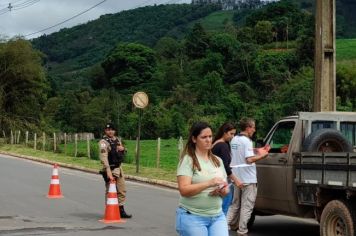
[0,39,48,130]
[1,0,355,140]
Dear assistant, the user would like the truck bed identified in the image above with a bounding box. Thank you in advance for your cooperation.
[294,152,356,206]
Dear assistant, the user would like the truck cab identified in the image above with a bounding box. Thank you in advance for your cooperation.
[255,112,356,218]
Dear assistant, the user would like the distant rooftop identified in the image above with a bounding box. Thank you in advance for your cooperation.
[191,0,279,10]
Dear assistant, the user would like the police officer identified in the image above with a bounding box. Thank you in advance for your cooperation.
[99,123,132,218]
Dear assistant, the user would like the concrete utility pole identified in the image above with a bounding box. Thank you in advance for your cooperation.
[314,0,336,111]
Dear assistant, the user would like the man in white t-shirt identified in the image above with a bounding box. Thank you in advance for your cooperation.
[227,118,269,236]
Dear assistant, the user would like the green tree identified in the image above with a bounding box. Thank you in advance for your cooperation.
[155,37,181,60]
[184,23,210,59]
[0,39,47,130]
[336,64,356,110]
[236,27,255,43]
[254,20,273,44]
[254,50,296,94]
[102,43,156,89]
[273,67,314,115]
[210,33,240,62]
[245,0,309,41]
[225,42,259,83]
[199,71,226,104]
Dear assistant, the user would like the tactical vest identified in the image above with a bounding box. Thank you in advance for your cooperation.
[104,137,124,168]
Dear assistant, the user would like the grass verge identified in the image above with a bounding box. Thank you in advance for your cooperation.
[0,144,177,183]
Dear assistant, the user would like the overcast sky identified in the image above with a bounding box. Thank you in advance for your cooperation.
[0,0,191,39]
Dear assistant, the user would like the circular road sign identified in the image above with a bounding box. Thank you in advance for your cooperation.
[132,91,149,109]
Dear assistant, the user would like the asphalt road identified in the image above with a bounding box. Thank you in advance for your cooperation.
[0,154,319,236]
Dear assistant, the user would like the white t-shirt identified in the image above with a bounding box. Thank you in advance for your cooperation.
[230,135,257,184]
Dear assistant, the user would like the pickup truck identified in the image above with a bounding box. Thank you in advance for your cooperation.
[254,111,356,236]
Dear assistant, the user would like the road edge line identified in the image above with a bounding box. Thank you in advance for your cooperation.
[0,151,178,190]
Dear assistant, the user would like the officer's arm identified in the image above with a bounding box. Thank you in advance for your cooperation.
[99,141,113,177]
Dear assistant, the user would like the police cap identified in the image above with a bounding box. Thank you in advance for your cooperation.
[104,123,116,130]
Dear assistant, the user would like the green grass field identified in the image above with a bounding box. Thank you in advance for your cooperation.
[55,138,181,171]
[200,10,235,32]
[124,139,181,170]
[0,142,178,182]
[0,137,182,182]
[337,38,356,61]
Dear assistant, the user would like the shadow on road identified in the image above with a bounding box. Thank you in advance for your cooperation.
[229,215,319,236]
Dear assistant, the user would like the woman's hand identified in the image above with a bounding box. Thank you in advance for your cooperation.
[208,177,228,197]
[209,183,229,197]
[208,177,225,188]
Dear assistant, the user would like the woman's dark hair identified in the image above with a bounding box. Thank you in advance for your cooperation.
[213,122,236,143]
[179,121,220,171]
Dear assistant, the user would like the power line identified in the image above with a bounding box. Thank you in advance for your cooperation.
[0,0,23,8]
[12,0,40,11]
[0,0,40,15]
[21,0,184,38]
[24,0,108,38]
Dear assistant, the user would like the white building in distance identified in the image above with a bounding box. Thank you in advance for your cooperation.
[191,0,279,10]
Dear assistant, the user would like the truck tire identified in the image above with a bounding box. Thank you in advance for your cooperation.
[303,129,353,152]
[320,200,356,236]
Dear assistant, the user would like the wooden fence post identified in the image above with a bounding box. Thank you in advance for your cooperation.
[87,134,90,159]
[17,130,20,144]
[34,133,37,150]
[53,133,56,152]
[25,131,29,146]
[135,136,139,164]
[74,133,78,157]
[2,130,6,143]
[64,133,67,155]
[156,137,161,168]
[10,130,13,145]
[42,132,46,151]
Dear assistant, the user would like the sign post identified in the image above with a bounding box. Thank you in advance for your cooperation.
[132,91,149,173]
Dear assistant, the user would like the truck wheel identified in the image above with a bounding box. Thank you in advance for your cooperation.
[320,200,355,236]
[303,129,353,152]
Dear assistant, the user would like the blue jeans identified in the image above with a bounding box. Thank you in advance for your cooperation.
[222,184,233,215]
[175,207,228,236]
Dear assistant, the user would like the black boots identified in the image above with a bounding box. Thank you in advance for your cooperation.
[119,205,132,218]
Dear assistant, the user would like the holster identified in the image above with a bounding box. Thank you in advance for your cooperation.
[99,164,121,183]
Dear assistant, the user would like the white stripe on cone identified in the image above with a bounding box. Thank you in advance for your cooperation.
[53,169,59,175]
[108,183,117,193]
[50,179,60,184]
[107,198,119,205]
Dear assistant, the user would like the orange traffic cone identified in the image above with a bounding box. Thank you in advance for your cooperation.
[47,164,63,198]
[99,180,126,223]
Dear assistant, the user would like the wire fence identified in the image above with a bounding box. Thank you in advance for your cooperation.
[0,130,185,171]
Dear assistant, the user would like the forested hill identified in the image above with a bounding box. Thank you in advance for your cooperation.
[32,0,356,80]
[296,0,356,38]
[12,0,353,138]
[32,4,219,71]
